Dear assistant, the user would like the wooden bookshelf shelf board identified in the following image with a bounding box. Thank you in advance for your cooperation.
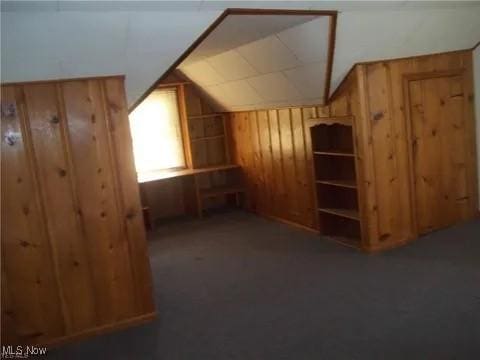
[318,208,360,221]
[314,151,355,157]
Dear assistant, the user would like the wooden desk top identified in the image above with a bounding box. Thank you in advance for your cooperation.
[137,164,240,183]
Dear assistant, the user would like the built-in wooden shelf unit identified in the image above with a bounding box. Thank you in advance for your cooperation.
[309,116,361,249]
[138,80,245,227]
[187,112,230,168]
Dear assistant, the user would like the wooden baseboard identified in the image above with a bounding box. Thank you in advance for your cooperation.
[39,311,157,349]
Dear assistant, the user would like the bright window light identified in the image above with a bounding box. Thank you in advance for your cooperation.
[129,88,185,173]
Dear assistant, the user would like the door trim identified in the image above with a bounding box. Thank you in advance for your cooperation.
[402,69,465,235]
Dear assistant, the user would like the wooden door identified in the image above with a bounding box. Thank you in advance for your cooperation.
[407,72,472,234]
[1,76,155,346]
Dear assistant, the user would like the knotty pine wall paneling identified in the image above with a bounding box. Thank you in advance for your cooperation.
[227,68,363,233]
[355,50,477,250]
[1,76,155,346]
[227,50,478,252]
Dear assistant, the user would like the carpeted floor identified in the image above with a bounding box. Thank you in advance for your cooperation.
[47,210,480,360]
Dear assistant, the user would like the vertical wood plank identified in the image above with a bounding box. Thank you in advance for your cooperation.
[257,111,274,215]
[388,60,417,240]
[22,83,98,332]
[278,109,299,223]
[462,53,479,215]
[102,78,155,315]
[291,108,314,227]
[249,111,266,213]
[355,65,380,245]
[1,86,65,344]
[268,110,287,218]
[365,63,399,243]
[302,106,319,230]
[62,80,137,323]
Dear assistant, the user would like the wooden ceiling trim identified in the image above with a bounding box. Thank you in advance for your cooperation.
[323,12,338,103]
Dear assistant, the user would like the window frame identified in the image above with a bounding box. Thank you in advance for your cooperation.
[130,85,189,174]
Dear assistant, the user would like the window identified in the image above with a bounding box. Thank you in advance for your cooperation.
[129,88,185,173]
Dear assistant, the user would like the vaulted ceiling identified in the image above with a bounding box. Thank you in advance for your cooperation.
[2,1,480,112]
[178,14,331,111]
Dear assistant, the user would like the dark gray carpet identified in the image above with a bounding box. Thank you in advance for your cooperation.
[47,210,480,360]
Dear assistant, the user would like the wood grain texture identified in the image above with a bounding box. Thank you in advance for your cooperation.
[1,86,65,344]
[1,76,155,345]
[226,50,478,251]
[406,71,473,233]
[227,67,362,230]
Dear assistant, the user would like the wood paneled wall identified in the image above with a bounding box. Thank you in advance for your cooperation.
[227,72,358,230]
[1,76,155,346]
[356,50,477,250]
[227,50,478,251]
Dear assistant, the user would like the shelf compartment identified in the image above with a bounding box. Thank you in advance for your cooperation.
[314,155,356,183]
[319,212,361,246]
[316,179,357,189]
[318,207,359,221]
[311,123,354,154]
[316,179,358,209]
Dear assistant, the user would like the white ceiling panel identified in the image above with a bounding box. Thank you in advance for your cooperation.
[179,13,329,111]
[206,50,259,81]
[217,79,264,106]
[247,73,303,102]
[277,16,330,63]
[190,14,317,61]
[180,60,226,86]
[283,62,326,99]
[236,35,302,73]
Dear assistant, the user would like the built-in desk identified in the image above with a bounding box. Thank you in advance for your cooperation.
[138,165,245,227]
[137,164,240,183]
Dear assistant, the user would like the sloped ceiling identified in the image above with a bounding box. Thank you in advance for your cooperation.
[185,14,319,63]
[1,1,480,111]
[178,14,330,111]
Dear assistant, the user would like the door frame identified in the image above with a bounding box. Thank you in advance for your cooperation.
[402,68,466,235]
